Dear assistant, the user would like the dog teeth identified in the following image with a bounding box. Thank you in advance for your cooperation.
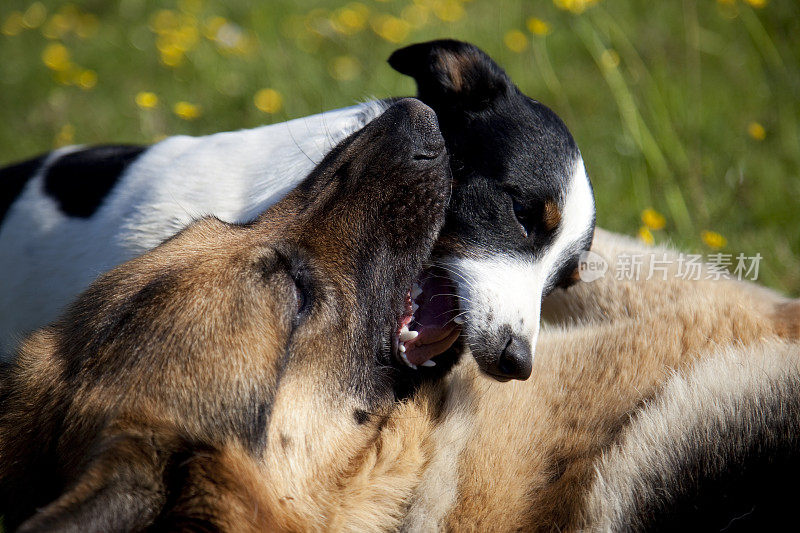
[399,348,417,369]
[453,316,465,325]
[421,360,436,367]
[399,327,418,342]
[411,283,423,299]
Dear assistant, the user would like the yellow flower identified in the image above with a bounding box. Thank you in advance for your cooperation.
[156,33,176,52]
[42,14,69,39]
[22,2,48,29]
[174,101,201,120]
[332,4,369,35]
[42,43,71,71]
[641,208,666,230]
[76,13,99,39]
[175,24,200,51]
[2,12,24,36]
[553,0,600,14]
[433,0,464,23]
[55,124,75,147]
[744,0,767,7]
[136,92,159,109]
[151,9,179,34]
[159,46,185,67]
[401,4,428,28]
[203,16,227,40]
[55,66,78,85]
[371,14,409,44]
[254,89,283,114]
[601,49,620,69]
[78,69,97,90]
[638,226,655,246]
[504,30,528,53]
[701,230,727,249]
[747,121,766,141]
[329,56,361,81]
[526,17,551,36]
[57,4,80,25]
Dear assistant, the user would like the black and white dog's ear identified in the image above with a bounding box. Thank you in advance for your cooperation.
[388,39,512,111]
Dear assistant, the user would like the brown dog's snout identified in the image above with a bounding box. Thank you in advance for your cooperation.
[389,98,445,161]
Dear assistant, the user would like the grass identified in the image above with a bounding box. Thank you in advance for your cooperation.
[1,0,798,294]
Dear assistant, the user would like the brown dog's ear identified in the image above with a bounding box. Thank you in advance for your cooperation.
[388,39,512,111]
[157,444,270,532]
[15,429,173,533]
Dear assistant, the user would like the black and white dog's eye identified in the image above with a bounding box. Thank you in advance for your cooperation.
[512,199,532,238]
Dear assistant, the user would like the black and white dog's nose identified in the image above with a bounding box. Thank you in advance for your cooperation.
[487,335,533,381]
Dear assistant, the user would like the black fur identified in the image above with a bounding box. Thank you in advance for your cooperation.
[353,409,370,425]
[389,40,589,280]
[43,144,146,218]
[623,379,800,531]
[0,154,46,225]
[389,40,594,378]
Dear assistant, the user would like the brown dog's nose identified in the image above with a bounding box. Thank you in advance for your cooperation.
[486,335,533,381]
[393,98,445,159]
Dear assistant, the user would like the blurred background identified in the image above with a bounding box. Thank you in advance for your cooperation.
[1,0,798,293]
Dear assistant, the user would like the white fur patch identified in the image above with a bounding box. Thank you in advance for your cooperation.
[448,256,545,356]
[0,101,387,356]
[402,361,478,531]
[443,156,595,358]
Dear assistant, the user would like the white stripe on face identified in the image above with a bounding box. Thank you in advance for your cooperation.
[445,156,595,361]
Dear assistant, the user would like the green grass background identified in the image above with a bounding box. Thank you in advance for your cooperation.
[1,0,798,293]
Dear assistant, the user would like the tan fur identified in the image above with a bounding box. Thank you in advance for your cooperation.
[194,388,443,532]
[3,225,797,531]
[437,52,465,93]
[401,374,479,532]
[773,300,800,339]
[245,228,795,532]
[582,341,800,530]
[543,199,562,232]
[432,229,800,531]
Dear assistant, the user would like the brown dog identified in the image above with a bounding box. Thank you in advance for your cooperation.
[0,98,453,531]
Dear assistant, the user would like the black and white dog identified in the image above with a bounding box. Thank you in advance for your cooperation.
[0,40,595,379]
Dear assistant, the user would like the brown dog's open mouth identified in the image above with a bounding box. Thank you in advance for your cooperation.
[393,269,461,369]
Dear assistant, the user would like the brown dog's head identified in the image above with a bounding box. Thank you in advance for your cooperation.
[0,99,450,531]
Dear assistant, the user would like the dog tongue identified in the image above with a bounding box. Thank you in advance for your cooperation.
[404,274,460,366]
